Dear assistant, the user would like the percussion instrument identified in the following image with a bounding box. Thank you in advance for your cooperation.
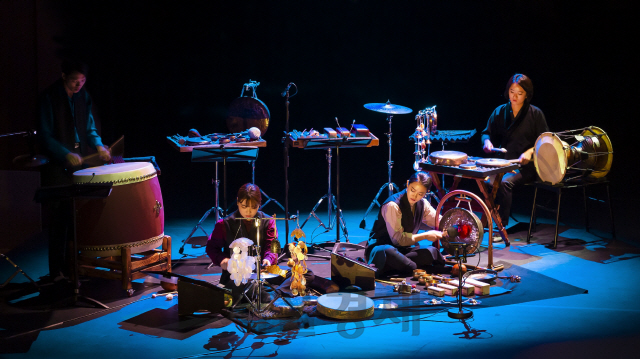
[364,101,412,114]
[420,157,519,178]
[317,292,375,320]
[475,158,515,167]
[534,126,613,184]
[373,300,398,309]
[167,130,266,152]
[439,207,484,256]
[226,80,270,135]
[73,162,164,257]
[428,150,468,166]
[288,128,379,149]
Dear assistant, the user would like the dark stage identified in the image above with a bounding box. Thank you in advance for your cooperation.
[1,1,638,358]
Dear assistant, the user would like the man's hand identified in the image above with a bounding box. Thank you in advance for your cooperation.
[483,139,494,154]
[97,146,111,162]
[220,258,229,271]
[518,148,534,165]
[66,152,82,167]
[262,259,271,267]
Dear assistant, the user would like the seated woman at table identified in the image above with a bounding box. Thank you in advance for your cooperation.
[481,73,548,228]
[206,183,277,300]
[365,171,449,277]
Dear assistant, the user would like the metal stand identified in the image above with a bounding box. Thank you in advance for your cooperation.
[231,218,298,318]
[300,148,347,238]
[447,243,477,319]
[180,147,259,255]
[0,253,40,291]
[360,114,399,229]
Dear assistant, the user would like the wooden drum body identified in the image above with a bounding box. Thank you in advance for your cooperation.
[73,162,164,257]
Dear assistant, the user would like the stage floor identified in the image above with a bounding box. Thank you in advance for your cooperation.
[1,207,639,358]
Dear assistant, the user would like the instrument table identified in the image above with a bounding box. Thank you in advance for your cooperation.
[419,161,520,245]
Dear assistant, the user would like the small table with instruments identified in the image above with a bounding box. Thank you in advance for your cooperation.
[287,129,379,245]
[419,153,519,245]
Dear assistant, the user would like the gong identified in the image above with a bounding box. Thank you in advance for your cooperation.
[439,207,484,256]
[226,96,270,136]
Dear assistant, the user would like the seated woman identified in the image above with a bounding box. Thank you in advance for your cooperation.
[206,183,277,300]
[365,171,448,277]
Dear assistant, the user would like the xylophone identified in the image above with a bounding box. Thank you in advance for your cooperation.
[287,126,378,149]
[166,128,266,152]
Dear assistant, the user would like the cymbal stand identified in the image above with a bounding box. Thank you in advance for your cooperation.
[300,148,347,237]
[179,161,224,256]
[360,114,399,229]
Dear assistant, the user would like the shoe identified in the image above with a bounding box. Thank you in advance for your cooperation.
[492,236,503,243]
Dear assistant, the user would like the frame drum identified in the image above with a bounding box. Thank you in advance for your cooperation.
[73,162,164,257]
[534,127,613,184]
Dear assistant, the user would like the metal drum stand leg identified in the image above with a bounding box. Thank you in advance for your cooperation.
[251,160,285,213]
[360,114,399,229]
[300,148,346,236]
[179,161,224,256]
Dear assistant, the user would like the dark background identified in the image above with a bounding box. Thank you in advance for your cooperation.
[1,1,635,223]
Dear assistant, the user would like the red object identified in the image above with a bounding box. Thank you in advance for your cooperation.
[456,224,472,239]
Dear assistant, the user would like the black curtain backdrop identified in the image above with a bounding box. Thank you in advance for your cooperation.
[1,1,635,220]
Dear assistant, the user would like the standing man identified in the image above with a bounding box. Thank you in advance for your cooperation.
[38,60,110,281]
[481,73,549,233]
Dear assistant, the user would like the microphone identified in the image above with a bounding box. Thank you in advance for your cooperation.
[281,82,293,97]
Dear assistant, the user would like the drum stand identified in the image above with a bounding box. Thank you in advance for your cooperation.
[360,114,399,229]
[300,148,348,237]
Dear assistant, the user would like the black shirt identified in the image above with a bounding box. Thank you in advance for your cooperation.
[480,101,549,173]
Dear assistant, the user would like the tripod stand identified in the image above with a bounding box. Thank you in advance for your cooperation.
[0,253,39,291]
[359,101,413,229]
[300,148,347,237]
[179,147,259,255]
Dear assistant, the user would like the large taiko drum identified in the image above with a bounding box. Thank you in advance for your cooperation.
[534,126,613,185]
[73,162,164,257]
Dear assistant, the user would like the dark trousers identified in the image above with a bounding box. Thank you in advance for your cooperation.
[41,163,75,278]
[381,246,444,276]
[494,168,536,227]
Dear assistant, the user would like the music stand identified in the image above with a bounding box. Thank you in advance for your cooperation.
[34,183,113,309]
[179,147,259,255]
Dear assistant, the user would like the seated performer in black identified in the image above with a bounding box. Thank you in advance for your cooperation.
[206,183,277,302]
[481,73,549,231]
[365,171,447,277]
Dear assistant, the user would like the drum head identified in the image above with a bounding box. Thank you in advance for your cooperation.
[226,97,270,135]
[580,126,613,179]
[317,293,374,320]
[534,132,567,184]
[440,208,484,255]
[73,162,157,186]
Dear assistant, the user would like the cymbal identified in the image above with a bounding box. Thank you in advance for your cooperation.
[12,154,49,168]
[364,100,412,114]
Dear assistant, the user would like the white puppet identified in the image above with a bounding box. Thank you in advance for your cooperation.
[228,237,256,286]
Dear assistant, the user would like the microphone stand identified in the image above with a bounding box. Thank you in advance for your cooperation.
[448,242,474,319]
[283,85,291,248]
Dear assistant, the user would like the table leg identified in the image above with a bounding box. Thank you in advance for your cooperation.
[476,179,510,246]
[429,171,447,199]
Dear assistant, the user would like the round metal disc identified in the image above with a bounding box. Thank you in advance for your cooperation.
[364,101,412,114]
[185,137,211,145]
[440,207,484,256]
[476,158,512,167]
[429,150,468,166]
[459,163,477,170]
[317,293,374,320]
